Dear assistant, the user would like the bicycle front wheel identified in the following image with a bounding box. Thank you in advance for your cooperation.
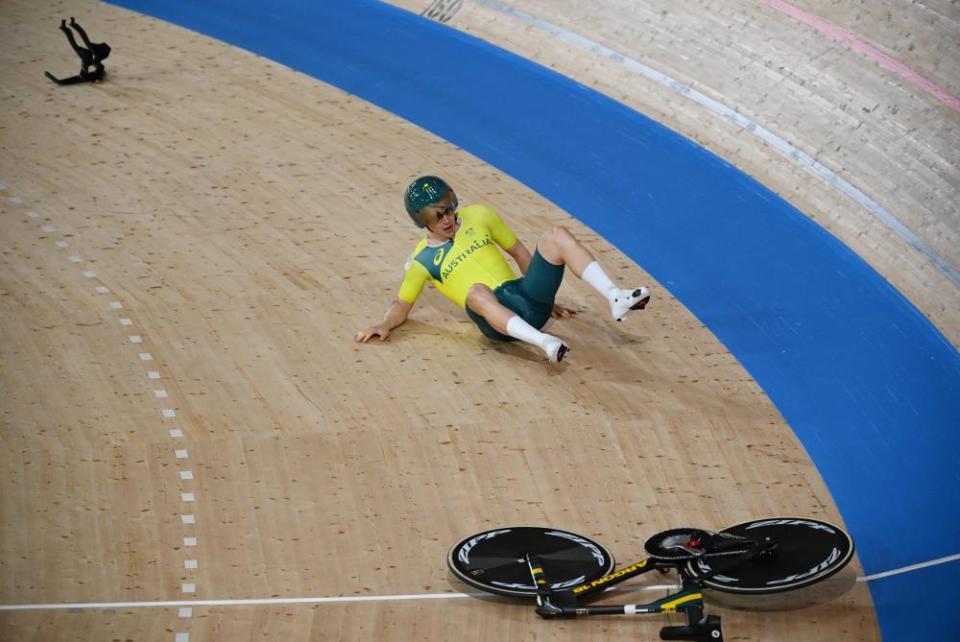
[687,517,855,594]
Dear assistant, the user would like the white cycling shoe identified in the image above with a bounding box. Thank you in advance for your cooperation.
[610,286,651,322]
[543,337,570,363]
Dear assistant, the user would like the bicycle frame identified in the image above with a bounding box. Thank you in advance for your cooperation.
[523,545,760,641]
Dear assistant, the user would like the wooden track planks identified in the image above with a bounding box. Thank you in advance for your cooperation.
[0,0,891,640]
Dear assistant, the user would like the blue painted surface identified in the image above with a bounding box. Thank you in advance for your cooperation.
[106,0,960,638]
[870,562,960,635]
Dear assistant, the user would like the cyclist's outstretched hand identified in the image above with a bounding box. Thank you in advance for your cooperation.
[354,323,392,343]
[355,299,411,343]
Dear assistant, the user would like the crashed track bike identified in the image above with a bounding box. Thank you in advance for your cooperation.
[447,517,854,641]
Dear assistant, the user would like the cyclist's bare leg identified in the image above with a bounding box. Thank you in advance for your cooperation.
[535,226,594,275]
[465,284,514,335]
[536,226,650,321]
[466,284,568,362]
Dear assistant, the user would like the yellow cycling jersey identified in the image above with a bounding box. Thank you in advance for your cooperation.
[398,204,519,308]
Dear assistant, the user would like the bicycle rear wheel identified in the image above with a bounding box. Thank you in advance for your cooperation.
[687,517,854,594]
[448,527,615,597]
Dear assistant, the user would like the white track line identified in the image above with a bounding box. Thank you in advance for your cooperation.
[2,554,957,612]
[858,552,960,582]
[0,586,686,612]
[471,0,960,289]
[0,593,474,611]
[0,586,683,611]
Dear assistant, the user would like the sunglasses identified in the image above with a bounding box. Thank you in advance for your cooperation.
[432,205,458,221]
[425,195,459,223]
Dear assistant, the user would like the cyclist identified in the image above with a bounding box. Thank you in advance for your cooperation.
[354,176,650,362]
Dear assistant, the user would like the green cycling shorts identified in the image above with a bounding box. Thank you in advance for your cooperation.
[465,250,565,342]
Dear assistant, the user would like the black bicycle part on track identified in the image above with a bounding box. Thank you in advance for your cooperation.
[687,517,855,594]
[447,527,615,597]
[644,527,751,561]
[448,517,854,642]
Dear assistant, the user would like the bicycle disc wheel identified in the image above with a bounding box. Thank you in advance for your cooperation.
[447,527,615,597]
[687,517,855,594]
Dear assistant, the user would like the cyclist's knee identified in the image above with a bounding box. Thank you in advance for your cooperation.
[538,226,575,259]
[543,225,574,247]
[466,283,494,310]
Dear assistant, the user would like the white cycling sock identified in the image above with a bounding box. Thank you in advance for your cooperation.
[581,261,618,300]
[506,315,551,349]
[506,316,568,362]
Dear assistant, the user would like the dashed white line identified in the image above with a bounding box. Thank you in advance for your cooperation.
[10,180,204,637]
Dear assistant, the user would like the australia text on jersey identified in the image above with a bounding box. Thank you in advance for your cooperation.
[441,236,493,281]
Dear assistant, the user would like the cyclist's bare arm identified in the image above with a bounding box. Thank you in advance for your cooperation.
[505,238,532,274]
[354,298,413,342]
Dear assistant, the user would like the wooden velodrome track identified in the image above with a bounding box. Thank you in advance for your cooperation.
[2,0,957,640]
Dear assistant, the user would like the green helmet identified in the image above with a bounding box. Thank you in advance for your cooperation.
[404,175,457,228]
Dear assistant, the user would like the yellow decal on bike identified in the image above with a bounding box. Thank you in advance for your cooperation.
[571,559,649,594]
[660,593,702,613]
